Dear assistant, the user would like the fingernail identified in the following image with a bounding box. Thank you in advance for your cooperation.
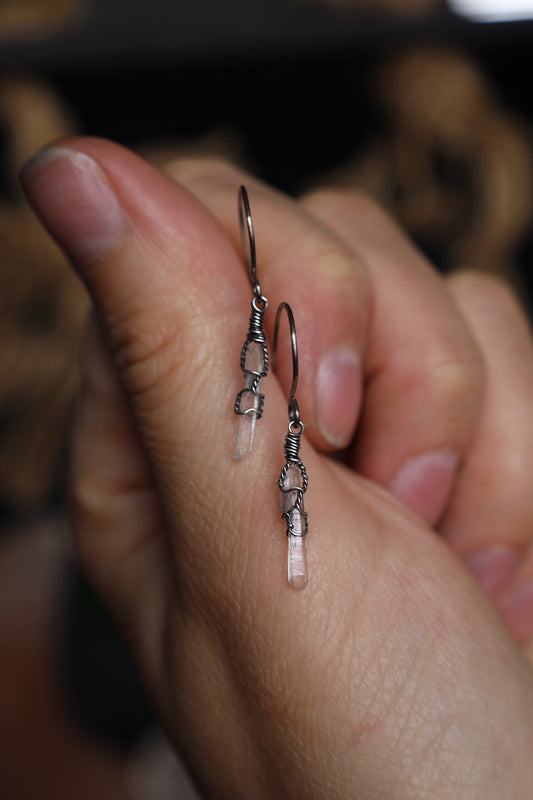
[20,146,125,268]
[465,547,519,598]
[389,449,458,526]
[315,348,361,447]
[502,581,533,643]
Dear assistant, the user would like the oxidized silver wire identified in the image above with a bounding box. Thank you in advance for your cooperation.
[274,302,308,536]
[238,184,261,301]
[273,301,301,429]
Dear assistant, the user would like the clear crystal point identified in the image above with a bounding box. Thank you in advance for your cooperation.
[234,411,257,460]
[243,340,265,374]
[280,463,308,590]
[288,533,308,590]
[234,341,265,461]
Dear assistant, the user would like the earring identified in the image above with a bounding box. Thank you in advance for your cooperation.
[234,186,269,461]
[273,302,309,591]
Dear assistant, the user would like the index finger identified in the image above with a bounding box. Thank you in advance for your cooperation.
[164,157,371,453]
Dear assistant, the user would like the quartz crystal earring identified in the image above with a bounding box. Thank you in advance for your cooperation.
[234,186,269,461]
[273,302,309,591]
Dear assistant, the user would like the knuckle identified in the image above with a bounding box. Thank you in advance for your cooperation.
[424,348,486,408]
[70,460,155,588]
[69,475,110,572]
[108,306,196,410]
[263,229,363,286]
[450,270,526,321]
[106,302,222,425]
[309,238,364,281]
[163,155,243,187]
[302,186,390,227]
[502,455,533,499]
[449,269,507,294]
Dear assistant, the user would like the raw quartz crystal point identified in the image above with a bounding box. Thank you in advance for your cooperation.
[234,340,266,461]
[280,463,308,590]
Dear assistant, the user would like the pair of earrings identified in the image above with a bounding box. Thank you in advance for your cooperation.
[233,186,309,591]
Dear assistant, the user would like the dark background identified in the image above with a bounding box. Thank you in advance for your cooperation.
[2,1,533,195]
[1,1,533,791]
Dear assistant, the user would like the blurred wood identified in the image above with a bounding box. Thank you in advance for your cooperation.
[0,77,88,513]
[0,0,83,39]
[320,47,533,287]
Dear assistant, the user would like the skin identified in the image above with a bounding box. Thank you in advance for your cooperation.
[20,137,533,799]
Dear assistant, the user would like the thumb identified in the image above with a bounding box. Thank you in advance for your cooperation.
[20,137,321,603]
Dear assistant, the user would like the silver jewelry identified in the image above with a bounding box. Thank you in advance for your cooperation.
[234,186,269,461]
[273,302,309,590]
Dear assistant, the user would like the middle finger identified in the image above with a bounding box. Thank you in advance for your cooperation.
[302,188,486,527]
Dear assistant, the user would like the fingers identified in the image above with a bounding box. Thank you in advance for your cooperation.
[442,273,533,561]
[165,162,486,527]
[72,312,533,799]
[164,157,370,451]
[442,273,533,647]
[301,189,485,526]
[71,315,168,673]
[20,138,249,464]
[22,142,533,798]
[19,137,326,609]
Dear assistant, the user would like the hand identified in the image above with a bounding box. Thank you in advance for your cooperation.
[21,139,533,799]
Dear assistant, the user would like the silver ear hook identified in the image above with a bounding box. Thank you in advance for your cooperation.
[273,301,302,432]
[238,185,261,301]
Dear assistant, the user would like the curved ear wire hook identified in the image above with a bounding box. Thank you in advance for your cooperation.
[238,185,261,300]
[273,301,301,430]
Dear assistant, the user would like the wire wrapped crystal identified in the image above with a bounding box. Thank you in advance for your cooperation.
[278,430,308,590]
[234,300,268,460]
[234,186,269,461]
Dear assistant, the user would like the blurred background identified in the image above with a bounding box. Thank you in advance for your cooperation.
[1,1,532,797]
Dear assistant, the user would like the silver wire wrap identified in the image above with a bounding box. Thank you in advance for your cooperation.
[274,302,309,537]
[278,427,308,538]
[234,187,269,420]
[234,296,269,417]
